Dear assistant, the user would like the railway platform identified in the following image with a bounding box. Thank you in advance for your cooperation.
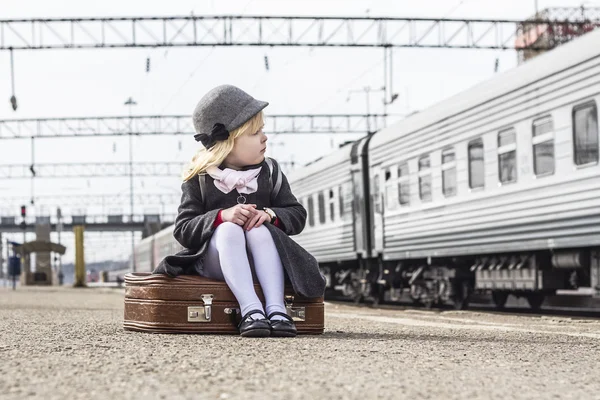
[1,286,599,399]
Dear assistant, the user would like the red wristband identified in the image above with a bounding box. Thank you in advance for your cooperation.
[213,209,224,228]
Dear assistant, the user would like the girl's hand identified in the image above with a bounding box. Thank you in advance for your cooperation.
[243,210,270,231]
[221,204,257,226]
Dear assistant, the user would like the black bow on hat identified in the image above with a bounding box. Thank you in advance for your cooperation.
[194,123,230,149]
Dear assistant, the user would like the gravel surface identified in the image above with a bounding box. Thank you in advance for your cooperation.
[1,286,600,400]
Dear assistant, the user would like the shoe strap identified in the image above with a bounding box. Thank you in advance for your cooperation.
[239,309,267,325]
[267,311,293,322]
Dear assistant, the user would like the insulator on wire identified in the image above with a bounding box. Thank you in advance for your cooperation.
[146,57,151,73]
[264,55,269,71]
[10,95,17,111]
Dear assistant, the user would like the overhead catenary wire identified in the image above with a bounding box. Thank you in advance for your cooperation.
[159,47,217,115]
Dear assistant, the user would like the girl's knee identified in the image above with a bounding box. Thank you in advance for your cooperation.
[215,222,245,245]
[245,225,271,245]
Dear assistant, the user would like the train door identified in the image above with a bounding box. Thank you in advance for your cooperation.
[351,167,367,257]
[371,164,385,255]
[593,249,600,295]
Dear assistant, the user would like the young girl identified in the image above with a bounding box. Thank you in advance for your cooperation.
[153,84,325,338]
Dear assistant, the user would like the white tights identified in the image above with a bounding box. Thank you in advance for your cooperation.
[202,222,287,320]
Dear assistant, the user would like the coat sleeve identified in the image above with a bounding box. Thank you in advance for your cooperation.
[270,160,307,236]
[173,176,220,249]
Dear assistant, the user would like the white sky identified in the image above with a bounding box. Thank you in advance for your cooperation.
[0,0,598,265]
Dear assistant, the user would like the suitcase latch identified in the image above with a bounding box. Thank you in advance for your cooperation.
[284,295,306,322]
[187,294,214,323]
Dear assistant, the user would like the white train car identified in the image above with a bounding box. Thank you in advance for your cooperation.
[133,225,183,273]
[367,28,600,308]
[289,29,600,309]
[287,138,372,295]
[133,234,155,273]
[287,142,356,262]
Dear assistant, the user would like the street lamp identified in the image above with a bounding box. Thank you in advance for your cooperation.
[124,97,137,272]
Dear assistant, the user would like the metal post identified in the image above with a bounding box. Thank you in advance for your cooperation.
[12,246,17,290]
[73,225,86,287]
[2,237,6,288]
[57,207,63,285]
[30,136,35,206]
[124,97,137,272]
[389,47,394,123]
[365,87,371,133]
[383,47,387,128]
[9,48,18,111]
[0,233,3,285]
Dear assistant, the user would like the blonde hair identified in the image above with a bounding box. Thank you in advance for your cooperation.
[182,111,264,181]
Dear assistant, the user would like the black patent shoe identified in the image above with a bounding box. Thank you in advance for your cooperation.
[238,310,271,338]
[268,312,297,338]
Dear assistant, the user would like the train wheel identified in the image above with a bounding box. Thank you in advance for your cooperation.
[410,284,425,307]
[491,291,509,309]
[423,298,435,309]
[526,293,545,310]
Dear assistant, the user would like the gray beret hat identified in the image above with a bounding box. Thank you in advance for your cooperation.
[192,84,268,148]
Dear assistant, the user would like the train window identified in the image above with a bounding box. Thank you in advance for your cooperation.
[373,173,380,195]
[398,163,410,205]
[498,128,517,184]
[341,182,353,217]
[573,101,599,166]
[329,189,335,221]
[441,148,457,197]
[307,196,315,227]
[468,139,484,189]
[418,155,431,201]
[532,116,555,176]
[373,174,383,213]
[384,167,397,210]
[318,192,326,224]
[418,156,430,170]
[338,185,344,218]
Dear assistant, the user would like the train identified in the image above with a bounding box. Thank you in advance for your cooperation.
[134,28,600,310]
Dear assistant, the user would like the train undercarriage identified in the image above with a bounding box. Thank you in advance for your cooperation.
[321,248,600,310]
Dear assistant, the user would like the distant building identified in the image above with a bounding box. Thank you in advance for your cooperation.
[516,7,600,64]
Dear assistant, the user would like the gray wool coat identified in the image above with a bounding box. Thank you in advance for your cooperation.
[152,159,326,298]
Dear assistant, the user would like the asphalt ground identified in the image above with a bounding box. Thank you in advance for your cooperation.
[1,286,600,400]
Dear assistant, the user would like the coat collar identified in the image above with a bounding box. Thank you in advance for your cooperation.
[218,159,266,171]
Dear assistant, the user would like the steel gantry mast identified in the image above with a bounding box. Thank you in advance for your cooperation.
[0,15,598,51]
[0,161,297,179]
[0,114,386,139]
[0,193,180,207]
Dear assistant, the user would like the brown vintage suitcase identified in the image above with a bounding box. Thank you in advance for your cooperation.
[123,273,324,334]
